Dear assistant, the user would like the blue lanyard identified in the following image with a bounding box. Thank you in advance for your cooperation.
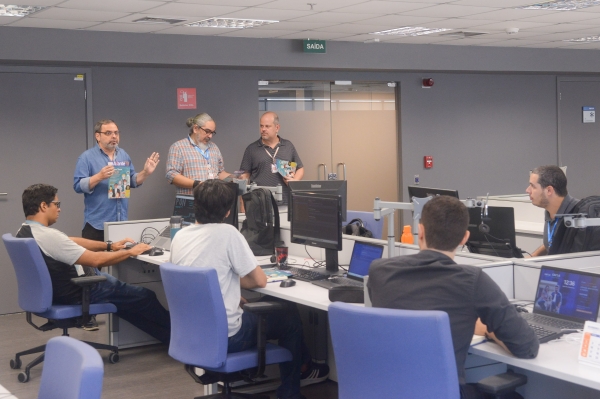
[188,137,210,160]
[547,219,559,248]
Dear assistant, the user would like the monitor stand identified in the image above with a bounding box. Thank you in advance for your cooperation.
[325,248,340,274]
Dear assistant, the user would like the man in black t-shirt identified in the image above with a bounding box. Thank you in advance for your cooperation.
[368,196,539,399]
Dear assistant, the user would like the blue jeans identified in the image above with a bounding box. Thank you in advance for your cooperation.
[89,272,171,344]
[228,298,308,399]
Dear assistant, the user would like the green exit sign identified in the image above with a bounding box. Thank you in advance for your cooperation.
[303,39,326,54]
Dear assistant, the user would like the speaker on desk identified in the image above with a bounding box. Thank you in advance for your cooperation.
[329,286,364,304]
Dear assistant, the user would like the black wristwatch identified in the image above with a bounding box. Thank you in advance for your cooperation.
[106,241,113,252]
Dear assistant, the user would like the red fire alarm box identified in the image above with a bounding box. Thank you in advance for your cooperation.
[424,156,433,169]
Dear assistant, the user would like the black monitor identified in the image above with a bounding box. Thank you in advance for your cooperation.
[290,192,343,273]
[173,182,239,228]
[466,206,523,258]
[288,180,347,222]
[407,185,459,201]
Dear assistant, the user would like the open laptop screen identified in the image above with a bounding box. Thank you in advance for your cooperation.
[173,195,195,225]
[347,241,384,279]
[534,266,600,324]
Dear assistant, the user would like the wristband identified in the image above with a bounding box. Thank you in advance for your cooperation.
[106,241,112,251]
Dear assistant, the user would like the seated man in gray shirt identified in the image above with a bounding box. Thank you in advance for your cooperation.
[368,196,539,399]
[240,112,304,205]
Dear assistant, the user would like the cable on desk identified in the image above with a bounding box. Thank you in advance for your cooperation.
[140,227,160,244]
[303,246,348,271]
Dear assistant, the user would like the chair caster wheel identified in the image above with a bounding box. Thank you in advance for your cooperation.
[10,358,21,369]
[109,352,120,364]
[18,371,29,383]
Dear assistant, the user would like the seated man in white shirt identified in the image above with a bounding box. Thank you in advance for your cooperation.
[169,179,328,399]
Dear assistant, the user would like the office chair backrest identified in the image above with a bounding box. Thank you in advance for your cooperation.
[345,211,384,239]
[160,263,229,368]
[329,302,460,399]
[2,233,53,313]
[38,336,104,399]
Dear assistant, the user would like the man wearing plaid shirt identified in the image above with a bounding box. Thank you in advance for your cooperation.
[166,113,230,196]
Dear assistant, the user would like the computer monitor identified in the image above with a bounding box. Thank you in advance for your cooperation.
[288,180,347,222]
[173,182,239,228]
[407,185,459,201]
[290,192,343,273]
[466,206,523,258]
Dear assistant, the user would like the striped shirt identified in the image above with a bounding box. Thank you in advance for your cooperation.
[166,137,225,196]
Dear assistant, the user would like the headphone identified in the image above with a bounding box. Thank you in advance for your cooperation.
[479,195,491,234]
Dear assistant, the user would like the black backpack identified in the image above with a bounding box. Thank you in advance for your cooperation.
[342,218,373,238]
[240,188,281,256]
[550,196,600,255]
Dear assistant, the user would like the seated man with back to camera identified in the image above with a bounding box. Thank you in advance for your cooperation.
[169,179,328,399]
[368,196,539,399]
[16,183,171,344]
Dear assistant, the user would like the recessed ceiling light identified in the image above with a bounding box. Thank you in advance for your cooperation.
[518,1,600,11]
[370,27,452,36]
[185,18,278,29]
[0,4,45,17]
[133,17,186,24]
[564,35,600,42]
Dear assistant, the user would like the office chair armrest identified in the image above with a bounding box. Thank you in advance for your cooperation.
[241,301,284,380]
[242,301,284,314]
[70,275,107,326]
[70,275,107,286]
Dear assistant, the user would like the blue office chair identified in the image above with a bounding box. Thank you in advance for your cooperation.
[328,302,460,399]
[345,211,384,239]
[2,234,119,383]
[160,263,293,399]
[38,336,104,399]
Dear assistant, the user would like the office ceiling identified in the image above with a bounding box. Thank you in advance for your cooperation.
[2,0,600,50]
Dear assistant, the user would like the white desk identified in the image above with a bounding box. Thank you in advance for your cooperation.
[0,383,18,399]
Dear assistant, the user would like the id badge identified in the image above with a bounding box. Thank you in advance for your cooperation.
[208,172,215,179]
[271,163,277,173]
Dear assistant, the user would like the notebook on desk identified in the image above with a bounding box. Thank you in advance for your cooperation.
[311,241,384,290]
[521,265,600,343]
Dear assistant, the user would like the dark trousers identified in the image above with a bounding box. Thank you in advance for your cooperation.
[82,222,104,275]
[227,298,308,399]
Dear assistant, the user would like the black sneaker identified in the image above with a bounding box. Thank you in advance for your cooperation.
[83,315,99,331]
[300,362,329,387]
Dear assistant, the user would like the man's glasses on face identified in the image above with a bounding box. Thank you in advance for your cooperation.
[50,201,61,209]
[196,125,216,136]
[98,131,120,137]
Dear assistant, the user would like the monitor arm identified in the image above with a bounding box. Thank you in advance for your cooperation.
[560,214,600,228]
[374,197,486,259]
[247,183,283,203]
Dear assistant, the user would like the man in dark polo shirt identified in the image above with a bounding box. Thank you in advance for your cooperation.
[240,112,304,205]
[526,165,579,256]
[368,196,538,399]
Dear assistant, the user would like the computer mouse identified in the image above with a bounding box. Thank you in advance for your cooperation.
[280,279,296,288]
[149,247,164,256]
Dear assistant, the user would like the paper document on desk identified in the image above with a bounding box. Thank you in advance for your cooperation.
[264,269,292,283]
[471,335,486,346]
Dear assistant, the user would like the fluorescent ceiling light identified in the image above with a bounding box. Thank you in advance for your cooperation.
[334,81,352,85]
[185,18,278,29]
[133,17,186,24]
[370,27,452,36]
[518,1,600,11]
[0,4,45,17]
[258,80,269,86]
[564,35,600,42]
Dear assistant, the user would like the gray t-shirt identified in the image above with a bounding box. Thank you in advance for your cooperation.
[169,223,257,337]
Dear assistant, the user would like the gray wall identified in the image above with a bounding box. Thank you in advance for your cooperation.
[0,26,596,223]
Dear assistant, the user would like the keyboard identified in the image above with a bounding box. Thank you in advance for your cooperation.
[278,264,329,282]
[522,313,582,330]
[159,227,170,238]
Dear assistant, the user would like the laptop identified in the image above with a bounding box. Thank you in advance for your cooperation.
[521,265,600,343]
[312,241,384,289]
[149,196,196,250]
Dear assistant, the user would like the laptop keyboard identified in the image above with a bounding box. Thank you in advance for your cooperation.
[278,265,329,282]
[522,313,582,330]
[159,227,170,238]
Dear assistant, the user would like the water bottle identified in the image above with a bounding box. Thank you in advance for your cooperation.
[401,225,414,244]
[170,216,182,239]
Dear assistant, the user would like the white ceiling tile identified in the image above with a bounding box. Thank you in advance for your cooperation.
[466,30,545,40]
[145,3,245,18]
[157,25,242,35]
[110,12,187,23]
[85,22,172,33]
[422,18,498,29]
[519,11,600,23]
[277,30,357,40]
[357,14,447,26]
[56,0,166,13]
[383,34,461,44]
[218,28,300,37]
[565,42,600,49]
[332,33,401,42]
[523,22,600,33]
[331,1,433,14]
[30,8,130,21]
[572,5,600,13]
[9,17,99,29]
[258,21,338,30]
[468,20,555,31]
[519,41,581,48]
[450,0,534,7]
[435,38,507,46]
[533,30,600,41]
[6,0,64,5]
[216,7,316,21]
[261,0,367,12]
[470,9,561,21]
[0,16,21,25]
[315,23,397,34]
[399,4,500,18]
[174,0,271,5]
[289,11,382,24]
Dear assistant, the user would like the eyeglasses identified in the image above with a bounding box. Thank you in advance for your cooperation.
[50,201,61,209]
[197,126,216,136]
[98,130,120,137]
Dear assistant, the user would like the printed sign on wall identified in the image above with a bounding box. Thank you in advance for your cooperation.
[583,106,595,123]
[178,88,197,109]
